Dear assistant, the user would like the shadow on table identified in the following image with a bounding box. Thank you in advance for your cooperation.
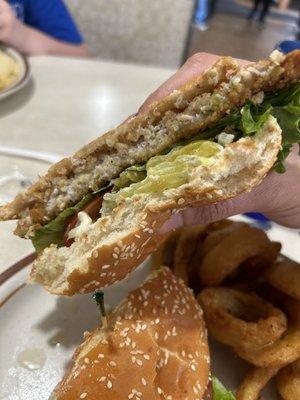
[34,294,99,350]
[0,78,35,119]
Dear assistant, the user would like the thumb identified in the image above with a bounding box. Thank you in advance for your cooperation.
[158,192,257,234]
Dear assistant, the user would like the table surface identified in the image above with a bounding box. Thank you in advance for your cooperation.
[0,56,174,271]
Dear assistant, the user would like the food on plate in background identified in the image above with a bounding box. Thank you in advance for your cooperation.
[236,366,279,400]
[0,51,299,296]
[198,287,287,350]
[151,219,300,400]
[0,48,20,91]
[276,360,300,400]
[265,259,300,301]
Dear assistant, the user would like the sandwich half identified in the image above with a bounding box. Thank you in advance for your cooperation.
[52,267,211,400]
[0,50,299,295]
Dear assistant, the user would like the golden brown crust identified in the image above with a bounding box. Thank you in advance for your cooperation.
[31,116,281,295]
[0,56,236,231]
[265,260,300,301]
[276,360,300,400]
[2,51,300,238]
[53,267,210,400]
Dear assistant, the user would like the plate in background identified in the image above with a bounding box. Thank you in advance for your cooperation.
[0,46,31,101]
[0,217,299,400]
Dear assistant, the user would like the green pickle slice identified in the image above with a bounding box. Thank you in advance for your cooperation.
[106,140,222,208]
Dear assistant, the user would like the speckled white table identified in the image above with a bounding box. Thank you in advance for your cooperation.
[0,56,174,271]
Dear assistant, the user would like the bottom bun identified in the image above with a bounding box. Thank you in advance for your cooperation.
[31,116,281,295]
[53,267,210,400]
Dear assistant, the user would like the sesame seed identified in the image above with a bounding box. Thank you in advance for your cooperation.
[80,394,87,399]
[136,359,143,366]
[84,357,90,364]
[157,387,163,394]
[107,380,112,389]
[109,361,117,367]
[141,378,147,386]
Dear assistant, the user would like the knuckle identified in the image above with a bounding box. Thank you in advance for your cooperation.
[186,52,211,67]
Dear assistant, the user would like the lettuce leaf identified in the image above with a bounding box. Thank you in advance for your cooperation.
[264,83,300,172]
[32,184,110,252]
[240,103,272,136]
[212,377,236,400]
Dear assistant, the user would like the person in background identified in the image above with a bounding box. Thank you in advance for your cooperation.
[248,0,273,27]
[0,0,88,57]
[194,0,209,31]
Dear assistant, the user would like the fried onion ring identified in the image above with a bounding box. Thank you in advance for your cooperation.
[265,259,300,301]
[236,298,300,368]
[236,325,300,368]
[173,225,207,284]
[198,225,279,286]
[276,360,300,400]
[236,366,279,400]
[198,287,287,350]
[193,220,246,263]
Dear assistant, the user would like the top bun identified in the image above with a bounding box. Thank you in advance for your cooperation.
[53,267,210,400]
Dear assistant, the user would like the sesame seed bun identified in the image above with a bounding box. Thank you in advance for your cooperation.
[31,115,282,295]
[2,51,300,296]
[0,50,299,238]
[53,267,210,400]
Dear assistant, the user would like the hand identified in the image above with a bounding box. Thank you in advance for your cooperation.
[0,0,24,49]
[138,52,300,230]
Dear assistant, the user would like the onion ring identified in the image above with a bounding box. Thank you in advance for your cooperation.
[192,220,246,263]
[173,225,207,284]
[236,366,279,400]
[236,326,300,368]
[265,259,300,301]
[198,287,287,350]
[236,297,300,368]
[198,225,279,286]
[276,360,300,400]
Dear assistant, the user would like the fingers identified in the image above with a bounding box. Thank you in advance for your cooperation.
[0,0,10,13]
[159,192,256,234]
[138,53,220,114]
[159,148,300,233]
[138,52,250,114]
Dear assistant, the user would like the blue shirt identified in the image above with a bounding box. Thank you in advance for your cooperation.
[8,0,83,44]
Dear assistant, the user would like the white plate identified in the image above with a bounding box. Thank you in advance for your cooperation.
[0,217,299,400]
[0,46,31,101]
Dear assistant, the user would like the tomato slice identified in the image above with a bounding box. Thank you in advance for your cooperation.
[63,193,106,247]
